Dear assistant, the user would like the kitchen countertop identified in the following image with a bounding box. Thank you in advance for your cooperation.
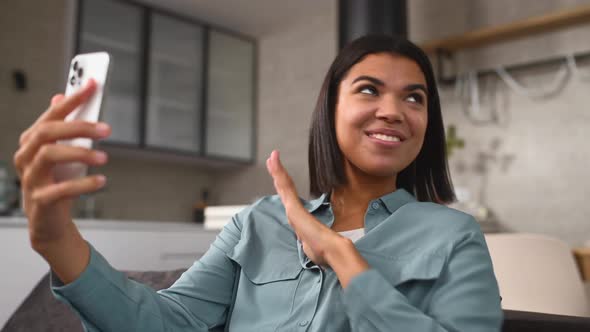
[0,216,216,233]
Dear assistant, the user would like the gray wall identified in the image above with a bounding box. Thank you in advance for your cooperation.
[209,3,338,205]
[0,0,213,222]
[0,1,68,158]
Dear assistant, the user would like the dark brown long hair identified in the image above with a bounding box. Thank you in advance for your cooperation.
[308,34,455,204]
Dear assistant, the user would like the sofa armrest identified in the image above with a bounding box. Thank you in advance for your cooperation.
[502,309,590,332]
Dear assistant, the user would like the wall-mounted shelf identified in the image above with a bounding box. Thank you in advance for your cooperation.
[420,4,590,54]
[420,5,590,86]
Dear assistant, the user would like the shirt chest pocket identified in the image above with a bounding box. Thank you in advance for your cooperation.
[227,231,303,308]
[364,252,446,307]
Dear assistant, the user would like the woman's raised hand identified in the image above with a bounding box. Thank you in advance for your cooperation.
[266,150,370,286]
[266,150,340,266]
[13,80,110,281]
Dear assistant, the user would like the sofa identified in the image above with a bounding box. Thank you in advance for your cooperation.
[2,269,590,332]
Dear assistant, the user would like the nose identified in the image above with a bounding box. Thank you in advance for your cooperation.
[375,96,404,123]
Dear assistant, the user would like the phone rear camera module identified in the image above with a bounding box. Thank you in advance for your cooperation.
[73,61,78,71]
[78,68,83,77]
[70,75,76,86]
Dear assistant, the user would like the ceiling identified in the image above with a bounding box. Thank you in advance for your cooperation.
[135,0,335,38]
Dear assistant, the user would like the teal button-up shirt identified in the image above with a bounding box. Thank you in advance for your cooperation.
[52,189,503,331]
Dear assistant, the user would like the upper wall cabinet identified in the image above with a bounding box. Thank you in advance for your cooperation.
[146,14,205,153]
[77,0,256,164]
[206,31,255,160]
[79,0,142,145]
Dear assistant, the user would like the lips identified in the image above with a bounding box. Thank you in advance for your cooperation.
[365,128,407,143]
[370,133,401,142]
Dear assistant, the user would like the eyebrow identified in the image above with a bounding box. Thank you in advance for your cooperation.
[351,75,428,94]
[352,75,385,86]
[404,84,428,95]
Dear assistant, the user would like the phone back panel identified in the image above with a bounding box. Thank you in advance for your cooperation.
[63,52,110,149]
[54,52,110,182]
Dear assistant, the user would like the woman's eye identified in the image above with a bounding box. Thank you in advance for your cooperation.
[358,85,378,96]
[406,93,424,105]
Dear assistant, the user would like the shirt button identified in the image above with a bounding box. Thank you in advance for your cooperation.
[371,202,380,210]
[299,320,309,326]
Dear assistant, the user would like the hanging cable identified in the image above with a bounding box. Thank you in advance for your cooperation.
[566,54,590,81]
[454,71,500,126]
[454,71,465,98]
[468,71,481,117]
[495,62,570,98]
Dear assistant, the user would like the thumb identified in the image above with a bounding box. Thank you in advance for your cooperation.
[266,150,300,208]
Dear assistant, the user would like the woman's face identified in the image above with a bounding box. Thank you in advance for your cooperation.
[335,52,428,179]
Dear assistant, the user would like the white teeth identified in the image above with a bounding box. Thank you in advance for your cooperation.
[370,133,401,142]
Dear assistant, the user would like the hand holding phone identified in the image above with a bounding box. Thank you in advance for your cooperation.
[13,52,112,277]
[53,52,111,182]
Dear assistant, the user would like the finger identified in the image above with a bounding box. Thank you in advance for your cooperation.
[30,174,106,207]
[20,94,65,146]
[39,79,97,124]
[23,144,107,187]
[14,121,110,175]
[20,81,96,145]
[266,150,300,208]
[51,94,65,106]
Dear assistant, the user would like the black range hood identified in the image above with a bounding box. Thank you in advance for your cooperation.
[338,0,407,49]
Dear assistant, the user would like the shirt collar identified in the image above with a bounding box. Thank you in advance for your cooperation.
[304,188,416,214]
[304,193,329,213]
[378,188,417,214]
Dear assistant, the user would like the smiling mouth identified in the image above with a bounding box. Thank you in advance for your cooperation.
[367,133,402,143]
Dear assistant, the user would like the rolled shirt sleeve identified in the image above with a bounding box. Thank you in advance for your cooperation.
[51,213,243,332]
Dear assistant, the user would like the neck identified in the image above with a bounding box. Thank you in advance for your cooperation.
[330,162,397,230]
[331,177,397,211]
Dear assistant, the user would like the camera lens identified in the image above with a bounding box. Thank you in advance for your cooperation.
[78,68,83,77]
[73,61,78,71]
[70,75,76,86]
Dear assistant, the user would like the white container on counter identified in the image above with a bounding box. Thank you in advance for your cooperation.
[204,205,247,230]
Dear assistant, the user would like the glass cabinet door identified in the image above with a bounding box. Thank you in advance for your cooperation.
[79,0,142,145]
[78,2,256,163]
[146,14,204,152]
[206,31,255,161]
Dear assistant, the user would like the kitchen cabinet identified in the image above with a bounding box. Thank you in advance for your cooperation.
[77,0,256,164]
[78,0,143,145]
[206,31,255,160]
[146,13,205,152]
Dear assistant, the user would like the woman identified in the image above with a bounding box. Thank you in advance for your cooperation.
[14,35,503,331]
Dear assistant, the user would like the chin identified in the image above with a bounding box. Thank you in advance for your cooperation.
[359,161,407,178]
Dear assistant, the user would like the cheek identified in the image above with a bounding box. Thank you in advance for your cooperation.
[409,112,428,143]
[335,102,371,141]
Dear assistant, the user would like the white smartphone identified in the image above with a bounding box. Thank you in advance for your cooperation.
[53,52,111,182]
